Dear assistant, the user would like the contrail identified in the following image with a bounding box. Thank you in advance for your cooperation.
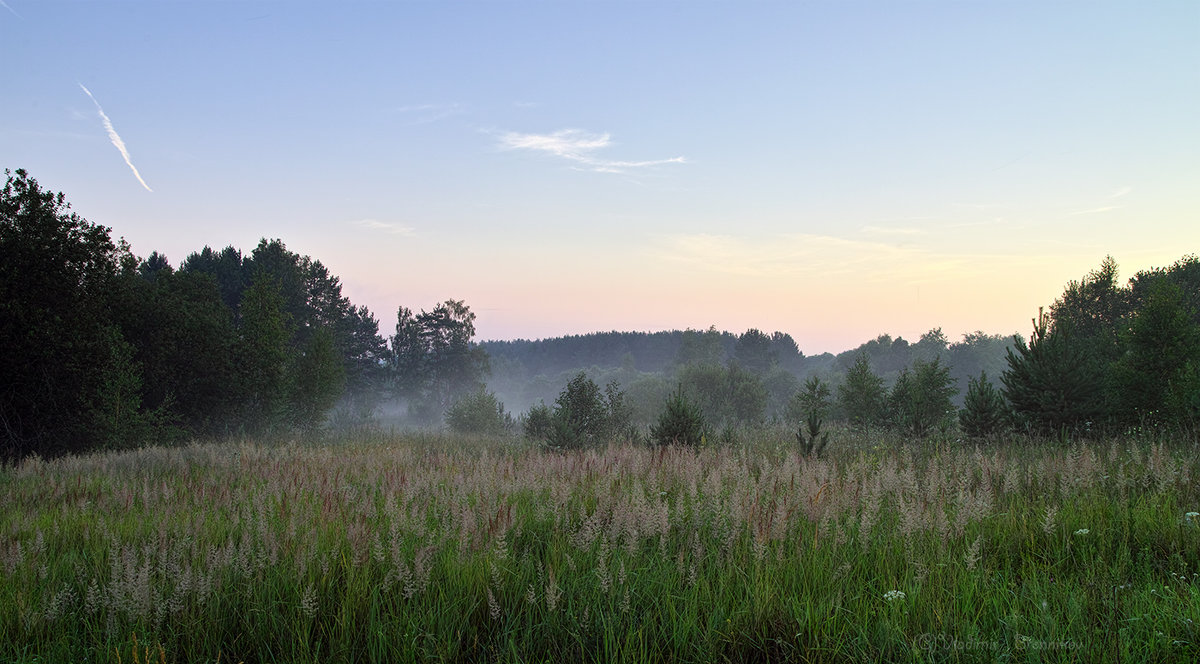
[78,83,153,192]
[0,1,19,19]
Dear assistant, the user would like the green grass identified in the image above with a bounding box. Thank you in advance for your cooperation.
[2,431,1199,663]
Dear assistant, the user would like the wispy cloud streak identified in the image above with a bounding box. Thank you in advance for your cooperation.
[0,0,19,18]
[498,129,685,174]
[351,218,415,236]
[395,102,465,125]
[78,84,153,192]
[1069,206,1119,216]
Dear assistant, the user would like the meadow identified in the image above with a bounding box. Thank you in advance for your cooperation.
[2,429,1199,663]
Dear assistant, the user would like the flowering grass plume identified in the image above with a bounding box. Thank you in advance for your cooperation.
[1,432,1199,662]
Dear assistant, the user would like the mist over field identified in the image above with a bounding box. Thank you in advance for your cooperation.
[4,0,1200,661]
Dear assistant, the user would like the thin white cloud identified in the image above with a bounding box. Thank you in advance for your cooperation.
[946,217,1009,229]
[861,225,927,236]
[498,128,685,174]
[351,219,415,236]
[1109,186,1133,199]
[0,0,19,18]
[78,84,152,192]
[395,102,465,125]
[1069,206,1120,216]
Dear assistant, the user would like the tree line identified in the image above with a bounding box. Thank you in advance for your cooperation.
[4,168,1197,459]
[1,169,489,460]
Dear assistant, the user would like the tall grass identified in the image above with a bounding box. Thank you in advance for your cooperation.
[2,431,1199,662]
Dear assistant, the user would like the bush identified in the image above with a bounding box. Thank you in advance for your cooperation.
[959,370,1008,440]
[791,376,832,456]
[445,387,514,436]
[523,372,630,449]
[1001,311,1105,435]
[837,353,886,430]
[677,362,767,429]
[521,402,555,441]
[888,356,957,438]
[650,386,708,447]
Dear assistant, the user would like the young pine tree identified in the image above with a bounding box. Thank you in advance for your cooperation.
[1001,309,1105,435]
[838,353,886,430]
[792,376,832,456]
[959,371,1008,440]
[888,357,957,438]
[650,385,708,447]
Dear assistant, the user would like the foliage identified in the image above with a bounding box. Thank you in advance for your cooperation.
[887,356,957,438]
[837,353,886,430]
[445,387,515,436]
[1001,310,1105,435]
[520,402,555,442]
[0,169,152,459]
[524,373,629,449]
[182,239,388,399]
[762,367,800,423]
[672,325,727,368]
[83,326,172,451]
[2,170,395,456]
[911,327,950,363]
[796,411,830,457]
[677,362,767,429]
[732,328,777,373]
[649,385,708,447]
[553,372,611,445]
[1111,279,1200,423]
[289,327,347,431]
[1049,255,1127,365]
[390,300,490,424]
[116,268,238,436]
[946,331,1016,405]
[234,272,293,433]
[958,370,1008,440]
[788,375,832,425]
[792,377,832,456]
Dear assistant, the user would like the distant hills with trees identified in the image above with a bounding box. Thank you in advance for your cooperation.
[480,326,1015,424]
[3,167,1198,460]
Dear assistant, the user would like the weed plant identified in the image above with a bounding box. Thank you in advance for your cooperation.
[2,431,1199,662]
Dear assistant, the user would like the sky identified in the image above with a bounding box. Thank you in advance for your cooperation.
[2,1,1197,354]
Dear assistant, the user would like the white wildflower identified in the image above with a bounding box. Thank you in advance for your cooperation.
[884,590,906,602]
[1074,528,1090,536]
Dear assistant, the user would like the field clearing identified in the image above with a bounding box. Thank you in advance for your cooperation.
[3,432,1200,663]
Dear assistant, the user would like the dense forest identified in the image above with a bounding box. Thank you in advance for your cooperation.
[3,168,1199,460]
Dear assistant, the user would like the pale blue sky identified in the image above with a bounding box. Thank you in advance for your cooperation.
[2,1,1197,353]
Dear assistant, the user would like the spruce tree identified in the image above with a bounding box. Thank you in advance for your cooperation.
[959,371,1008,440]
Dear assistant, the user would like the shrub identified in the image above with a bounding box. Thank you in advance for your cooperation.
[445,387,514,436]
[792,376,832,456]
[959,370,1008,440]
[888,356,957,438]
[521,402,555,441]
[650,386,708,447]
[837,353,886,430]
[1002,310,1105,434]
[523,372,630,449]
[677,362,767,429]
